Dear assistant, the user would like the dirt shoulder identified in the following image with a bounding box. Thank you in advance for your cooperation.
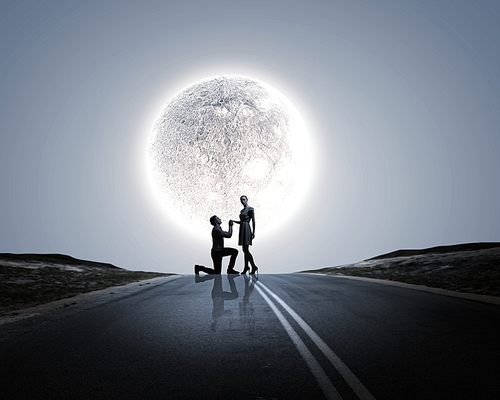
[301,245,500,299]
[0,253,175,315]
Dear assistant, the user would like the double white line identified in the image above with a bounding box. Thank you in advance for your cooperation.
[255,280,376,400]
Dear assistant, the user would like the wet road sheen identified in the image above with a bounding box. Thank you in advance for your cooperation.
[1,274,499,399]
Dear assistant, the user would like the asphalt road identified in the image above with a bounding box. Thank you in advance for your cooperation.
[1,274,499,400]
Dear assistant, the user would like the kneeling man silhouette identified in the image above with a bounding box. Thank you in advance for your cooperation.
[195,215,239,275]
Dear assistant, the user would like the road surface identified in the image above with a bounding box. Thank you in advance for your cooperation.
[1,274,499,399]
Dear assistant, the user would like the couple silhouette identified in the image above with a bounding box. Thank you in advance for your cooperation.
[194,195,258,275]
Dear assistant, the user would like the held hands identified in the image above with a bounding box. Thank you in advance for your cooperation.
[229,220,234,226]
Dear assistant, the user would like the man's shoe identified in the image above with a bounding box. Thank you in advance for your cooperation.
[227,269,240,274]
[194,265,201,275]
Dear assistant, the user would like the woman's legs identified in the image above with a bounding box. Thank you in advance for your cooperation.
[242,245,257,273]
[242,245,249,272]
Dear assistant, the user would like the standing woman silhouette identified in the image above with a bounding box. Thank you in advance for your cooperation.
[233,195,258,274]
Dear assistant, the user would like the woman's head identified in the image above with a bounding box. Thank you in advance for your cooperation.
[240,195,248,205]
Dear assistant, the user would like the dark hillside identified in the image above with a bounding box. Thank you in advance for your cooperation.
[368,242,500,261]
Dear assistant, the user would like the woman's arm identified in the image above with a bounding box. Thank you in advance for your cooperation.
[251,212,255,239]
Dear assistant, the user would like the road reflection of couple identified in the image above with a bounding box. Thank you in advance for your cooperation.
[195,273,257,332]
[194,195,258,276]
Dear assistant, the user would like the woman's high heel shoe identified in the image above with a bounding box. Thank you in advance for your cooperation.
[250,266,258,275]
[241,266,250,275]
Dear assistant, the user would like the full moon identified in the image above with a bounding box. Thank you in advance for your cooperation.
[148,75,312,233]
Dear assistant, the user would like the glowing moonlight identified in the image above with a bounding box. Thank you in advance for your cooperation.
[148,75,312,231]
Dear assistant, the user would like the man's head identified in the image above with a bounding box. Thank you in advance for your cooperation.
[209,215,221,226]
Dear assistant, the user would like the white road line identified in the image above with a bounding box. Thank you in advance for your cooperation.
[257,281,377,400]
[254,284,343,400]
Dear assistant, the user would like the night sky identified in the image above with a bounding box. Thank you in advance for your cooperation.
[1,0,499,274]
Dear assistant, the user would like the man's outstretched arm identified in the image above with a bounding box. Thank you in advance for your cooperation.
[215,222,233,238]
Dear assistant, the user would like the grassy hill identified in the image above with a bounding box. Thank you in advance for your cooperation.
[0,253,173,314]
[301,242,500,297]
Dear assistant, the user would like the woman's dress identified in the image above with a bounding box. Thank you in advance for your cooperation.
[238,207,254,246]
